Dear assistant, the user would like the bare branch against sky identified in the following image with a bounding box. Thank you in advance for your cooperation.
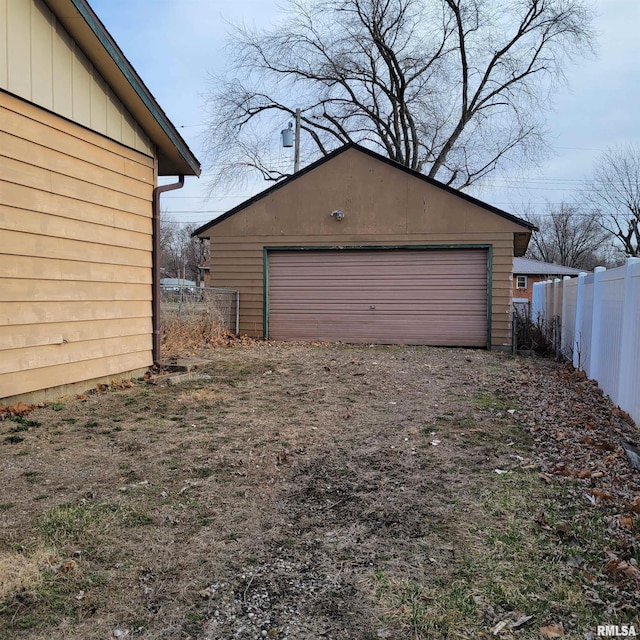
[203,0,594,194]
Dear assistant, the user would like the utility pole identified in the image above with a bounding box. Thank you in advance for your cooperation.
[294,108,301,173]
[281,109,301,173]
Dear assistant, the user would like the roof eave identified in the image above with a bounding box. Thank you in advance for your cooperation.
[44,0,201,177]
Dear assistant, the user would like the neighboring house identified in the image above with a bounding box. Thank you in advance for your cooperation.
[513,257,584,304]
[1,0,200,403]
[193,144,536,350]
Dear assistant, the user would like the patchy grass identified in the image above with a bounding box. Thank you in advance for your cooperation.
[370,470,620,638]
[0,344,637,639]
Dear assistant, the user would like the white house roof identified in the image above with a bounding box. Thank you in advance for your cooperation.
[160,278,196,287]
[513,257,585,276]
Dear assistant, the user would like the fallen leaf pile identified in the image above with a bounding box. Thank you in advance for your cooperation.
[0,401,42,420]
[505,357,640,614]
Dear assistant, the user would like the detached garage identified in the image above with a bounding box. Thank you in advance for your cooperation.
[194,144,535,350]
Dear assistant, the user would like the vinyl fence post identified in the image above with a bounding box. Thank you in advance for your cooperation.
[589,266,606,381]
[573,273,586,370]
[561,276,570,359]
[552,278,561,354]
[531,281,541,323]
[618,258,640,419]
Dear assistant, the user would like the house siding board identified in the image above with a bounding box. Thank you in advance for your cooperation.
[2,254,151,284]
[1,95,154,176]
[0,0,153,156]
[0,317,152,350]
[1,300,151,326]
[0,128,152,200]
[0,228,151,268]
[0,91,154,400]
[0,351,151,400]
[1,206,151,252]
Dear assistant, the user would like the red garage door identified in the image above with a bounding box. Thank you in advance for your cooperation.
[267,249,488,346]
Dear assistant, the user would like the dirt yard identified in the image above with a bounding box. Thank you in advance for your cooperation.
[1,343,638,640]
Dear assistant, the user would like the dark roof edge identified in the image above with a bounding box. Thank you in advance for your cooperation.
[72,0,200,176]
[192,143,537,236]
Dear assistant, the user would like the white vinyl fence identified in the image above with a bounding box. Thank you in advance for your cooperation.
[531,258,640,425]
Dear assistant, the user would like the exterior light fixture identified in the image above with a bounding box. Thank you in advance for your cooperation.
[330,210,345,221]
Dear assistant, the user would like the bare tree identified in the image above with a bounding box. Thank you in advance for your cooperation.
[585,144,640,257]
[204,0,593,191]
[160,217,210,284]
[525,203,616,270]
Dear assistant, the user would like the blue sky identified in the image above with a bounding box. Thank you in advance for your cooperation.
[89,0,640,227]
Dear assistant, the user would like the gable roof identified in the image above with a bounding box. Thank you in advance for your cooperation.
[513,257,585,276]
[44,0,200,176]
[192,143,536,237]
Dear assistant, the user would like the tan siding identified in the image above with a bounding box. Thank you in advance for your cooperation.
[0,0,153,155]
[3,254,151,284]
[0,206,151,252]
[0,279,150,303]
[0,318,151,351]
[0,351,152,399]
[2,183,151,234]
[2,155,150,216]
[0,127,152,200]
[0,334,150,376]
[0,91,154,400]
[0,129,152,200]
[1,301,151,326]
[1,94,154,172]
[0,229,151,268]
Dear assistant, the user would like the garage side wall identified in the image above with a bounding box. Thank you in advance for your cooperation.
[0,91,155,402]
[204,149,520,349]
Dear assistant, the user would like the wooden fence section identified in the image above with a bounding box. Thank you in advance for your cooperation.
[531,258,640,425]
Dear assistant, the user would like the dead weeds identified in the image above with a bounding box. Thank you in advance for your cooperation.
[0,344,638,639]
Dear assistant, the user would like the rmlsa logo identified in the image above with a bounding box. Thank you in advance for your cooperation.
[597,625,638,637]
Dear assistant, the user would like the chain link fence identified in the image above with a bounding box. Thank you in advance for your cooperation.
[160,286,239,335]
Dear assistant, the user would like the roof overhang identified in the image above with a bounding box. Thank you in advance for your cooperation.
[43,0,200,177]
[514,232,532,257]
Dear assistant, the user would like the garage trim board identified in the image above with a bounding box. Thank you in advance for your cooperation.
[264,245,493,347]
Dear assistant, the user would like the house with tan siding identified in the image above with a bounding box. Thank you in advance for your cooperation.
[193,144,535,350]
[0,0,200,403]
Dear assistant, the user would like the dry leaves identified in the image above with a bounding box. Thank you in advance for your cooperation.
[503,358,640,615]
[540,622,564,638]
[0,401,39,419]
[605,557,640,581]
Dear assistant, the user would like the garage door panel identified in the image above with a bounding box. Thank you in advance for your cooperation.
[267,249,488,346]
